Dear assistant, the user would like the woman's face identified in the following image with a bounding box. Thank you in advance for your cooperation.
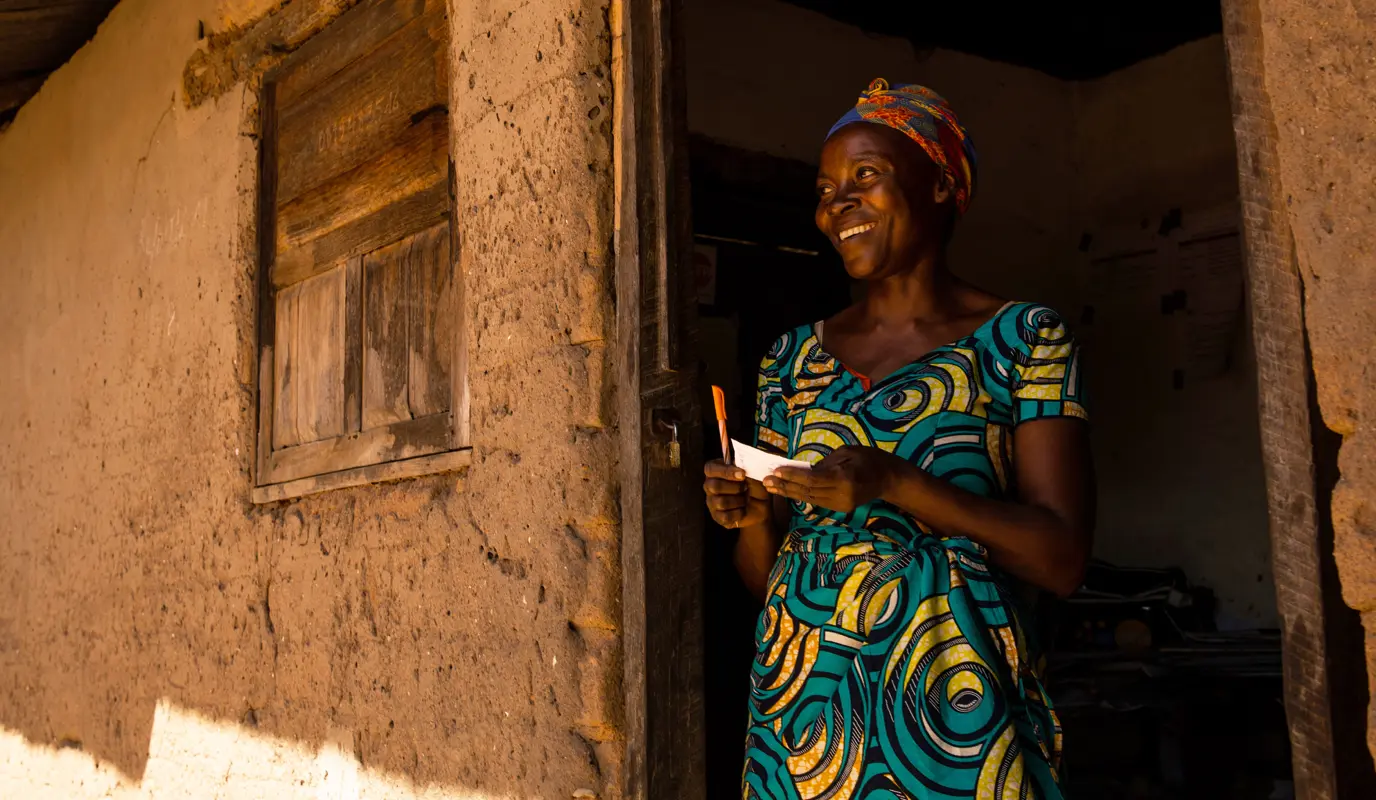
[814,123,951,280]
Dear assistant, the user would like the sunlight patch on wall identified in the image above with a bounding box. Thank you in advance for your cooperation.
[0,699,498,799]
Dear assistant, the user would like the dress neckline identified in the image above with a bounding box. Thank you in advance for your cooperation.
[812,301,1017,391]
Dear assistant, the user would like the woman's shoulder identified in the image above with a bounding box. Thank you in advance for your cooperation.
[758,322,820,369]
[983,301,1077,349]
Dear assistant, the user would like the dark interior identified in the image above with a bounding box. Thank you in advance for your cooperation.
[685,3,1374,798]
[690,141,1293,800]
[777,0,1223,80]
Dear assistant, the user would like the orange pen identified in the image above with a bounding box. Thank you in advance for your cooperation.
[712,385,732,466]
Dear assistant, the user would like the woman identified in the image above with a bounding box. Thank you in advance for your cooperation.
[703,80,1093,799]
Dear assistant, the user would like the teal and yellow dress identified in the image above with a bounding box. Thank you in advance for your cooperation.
[743,302,1086,800]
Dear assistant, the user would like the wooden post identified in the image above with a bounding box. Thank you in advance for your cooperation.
[615,0,707,796]
[1220,2,1339,797]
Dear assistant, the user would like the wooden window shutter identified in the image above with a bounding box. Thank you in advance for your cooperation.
[254,0,467,502]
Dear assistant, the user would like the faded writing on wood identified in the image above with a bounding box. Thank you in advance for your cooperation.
[254,0,463,501]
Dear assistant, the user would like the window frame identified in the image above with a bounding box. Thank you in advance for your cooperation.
[250,0,468,504]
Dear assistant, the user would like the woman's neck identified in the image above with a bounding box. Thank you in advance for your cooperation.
[859,250,961,327]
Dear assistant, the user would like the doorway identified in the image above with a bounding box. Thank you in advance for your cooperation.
[616,0,1372,798]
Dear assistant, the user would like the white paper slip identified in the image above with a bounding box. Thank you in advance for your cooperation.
[731,439,812,482]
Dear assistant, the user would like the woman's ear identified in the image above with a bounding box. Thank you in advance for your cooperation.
[932,173,955,205]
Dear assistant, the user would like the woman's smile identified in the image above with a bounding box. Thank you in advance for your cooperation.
[838,221,878,241]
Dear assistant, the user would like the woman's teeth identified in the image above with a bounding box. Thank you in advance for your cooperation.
[839,222,877,241]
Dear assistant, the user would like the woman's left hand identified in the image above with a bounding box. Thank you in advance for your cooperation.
[763,445,905,512]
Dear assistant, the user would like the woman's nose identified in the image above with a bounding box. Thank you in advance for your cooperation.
[827,191,858,216]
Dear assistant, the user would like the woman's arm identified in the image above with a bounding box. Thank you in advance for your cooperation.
[732,495,789,602]
[704,460,786,602]
[764,418,1094,597]
[885,418,1093,596]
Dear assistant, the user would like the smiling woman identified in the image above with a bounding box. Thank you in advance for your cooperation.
[703,79,1094,799]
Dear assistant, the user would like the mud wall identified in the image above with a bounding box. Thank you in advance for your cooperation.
[0,0,620,797]
[1246,0,1376,763]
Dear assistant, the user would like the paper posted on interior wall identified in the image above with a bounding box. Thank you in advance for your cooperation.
[731,439,812,483]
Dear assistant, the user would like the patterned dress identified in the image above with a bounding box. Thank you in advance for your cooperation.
[743,302,1087,800]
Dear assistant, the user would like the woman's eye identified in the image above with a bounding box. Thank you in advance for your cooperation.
[817,185,834,198]
[857,167,877,180]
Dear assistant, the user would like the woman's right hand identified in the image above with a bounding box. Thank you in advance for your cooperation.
[704,460,772,529]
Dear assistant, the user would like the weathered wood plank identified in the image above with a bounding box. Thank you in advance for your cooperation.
[273,266,346,448]
[407,223,452,416]
[1221,2,1339,796]
[447,160,469,447]
[273,0,427,109]
[185,0,350,108]
[271,181,449,287]
[257,346,276,477]
[263,411,452,485]
[274,110,447,271]
[613,0,647,782]
[297,266,347,444]
[256,80,280,478]
[272,278,300,449]
[252,447,470,504]
[0,0,115,11]
[618,0,707,797]
[0,2,115,75]
[363,233,412,429]
[274,13,442,205]
[343,255,363,433]
[0,74,45,115]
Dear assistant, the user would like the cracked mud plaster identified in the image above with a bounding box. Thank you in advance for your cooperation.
[1,0,620,795]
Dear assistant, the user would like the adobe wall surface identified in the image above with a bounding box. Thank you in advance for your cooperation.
[1251,0,1376,759]
[0,0,620,797]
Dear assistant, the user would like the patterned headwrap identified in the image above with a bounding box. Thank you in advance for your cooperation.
[826,79,979,215]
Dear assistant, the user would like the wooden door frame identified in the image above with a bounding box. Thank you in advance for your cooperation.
[613,0,706,798]
[1221,2,1342,797]
[613,0,1347,796]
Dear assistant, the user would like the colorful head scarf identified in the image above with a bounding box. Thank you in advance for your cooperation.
[826,79,979,215]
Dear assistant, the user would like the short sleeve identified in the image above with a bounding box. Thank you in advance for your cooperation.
[754,334,793,455]
[1006,304,1088,425]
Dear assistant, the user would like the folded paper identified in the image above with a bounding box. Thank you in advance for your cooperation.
[731,439,812,483]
